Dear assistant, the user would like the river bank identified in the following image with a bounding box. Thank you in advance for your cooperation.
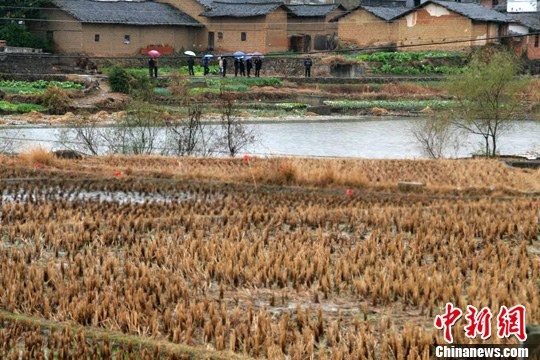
[2,117,538,159]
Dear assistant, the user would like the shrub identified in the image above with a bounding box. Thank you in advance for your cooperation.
[0,100,44,113]
[128,72,153,100]
[19,146,55,166]
[0,24,52,51]
[108,67,131,94]
[40,87,71,114]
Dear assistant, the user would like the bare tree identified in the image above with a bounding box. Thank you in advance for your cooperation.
[58,115,102,156]
[411,115,459,159]
[217,93,256,157]
[165,103,204,156]
[0,128,17,154]
[107,102,163,155]
[445,49,529,157]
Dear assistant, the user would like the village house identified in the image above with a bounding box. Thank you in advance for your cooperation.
[394,0,509,50]
[489,0,540,60]
[286,3,346,52]
[29,0,203,56]
[158,0,345,53]
[336,0,511,50]
[505,11,540,59]
[337,0,509,50]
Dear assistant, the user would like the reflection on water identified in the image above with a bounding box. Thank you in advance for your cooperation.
[2,117,539,159]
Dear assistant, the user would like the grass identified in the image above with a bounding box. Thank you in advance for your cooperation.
[19,147,56,166]
[324,99,455,111]
[354,51,466,75]
[187,77,283,96]
[0,100,44,113]
[0,80,83,95]
[102,66,177,77]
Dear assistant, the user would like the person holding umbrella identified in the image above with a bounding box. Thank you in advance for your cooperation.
[222,56,228,77]
[184,51,196,76]
[239,58,245,77]
[148,50,160,78]
[245,56,253,77]
[254,53,263,77]
[202,54,212,76]
[234,57,239,77]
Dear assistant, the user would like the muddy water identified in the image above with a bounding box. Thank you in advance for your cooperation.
[3,117,540,158]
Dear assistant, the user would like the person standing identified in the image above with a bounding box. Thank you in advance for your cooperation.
[234,58,239,77]
[246,58,253,77]
[187,56,195,76]
[202,56,210,76]
[239,58,246,77]
[148,57,158,78]
[303,57,313,78]
[254,57,262,77]
[222,57,228,77]
[218,57,224,76]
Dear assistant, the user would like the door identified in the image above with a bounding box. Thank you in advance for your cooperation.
[208,32,215,50]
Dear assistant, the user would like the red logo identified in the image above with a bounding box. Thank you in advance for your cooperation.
[434,303,463,343]
[464,305,492,340]
[434,303,527,343]
[497,305,526,342]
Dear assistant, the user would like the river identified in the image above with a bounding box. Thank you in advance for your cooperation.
[2,117,539,159]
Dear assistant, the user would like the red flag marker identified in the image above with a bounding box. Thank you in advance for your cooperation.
[113,170,122,178]
[242,154,250,165]
[33,163,43,169]
[345,188,354,197]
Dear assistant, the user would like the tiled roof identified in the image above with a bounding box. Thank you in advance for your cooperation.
[201,0,343,18]
[51,0,202,26]
[361,5,409,21]
[286,4,344,17]
[493,0,540,31]
[400,0,511,23]
[331,3,408,22]
[508,11,540,30]
[201,1,284,17]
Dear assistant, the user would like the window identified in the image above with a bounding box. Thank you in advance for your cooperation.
[94,34,100,42]
[535,34,539,48]
[124,34,131,44]
[241,32,247,42]
[218,32,223,40]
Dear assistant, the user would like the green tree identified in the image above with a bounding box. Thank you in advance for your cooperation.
[0,0,52,50]
[445,49,529,157]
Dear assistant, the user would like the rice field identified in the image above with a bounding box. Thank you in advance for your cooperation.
[0,154,538,359]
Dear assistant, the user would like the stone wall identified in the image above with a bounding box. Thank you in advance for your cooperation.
[0,53,87,75]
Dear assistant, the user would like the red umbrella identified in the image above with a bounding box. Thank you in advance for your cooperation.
[148,50,161,58]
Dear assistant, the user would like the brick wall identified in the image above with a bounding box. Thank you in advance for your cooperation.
[155,0,209,50]
[29,8,202,56]
[206,9,290,53]
[28,10,83,53]
[0,54,84,74]
[338,9,397,47]
[81,24,200,56]
[527,34,540,60]
[337,4,503,51]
